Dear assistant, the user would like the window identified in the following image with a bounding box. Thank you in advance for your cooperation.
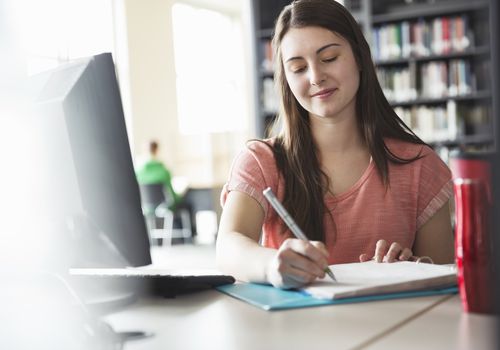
[172,3,246,134]
[10,0,114,75]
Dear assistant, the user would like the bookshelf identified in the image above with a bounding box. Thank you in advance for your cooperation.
[249,0,497,161]
[250,0,288,138]
[372,0,494,161]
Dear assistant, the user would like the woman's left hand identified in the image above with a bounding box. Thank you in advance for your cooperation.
[359,239,413,263]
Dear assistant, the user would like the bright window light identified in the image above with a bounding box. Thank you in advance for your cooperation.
[172,3,246,134]
[10,0,113,75]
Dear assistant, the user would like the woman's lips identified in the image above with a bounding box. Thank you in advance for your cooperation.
[312,88,337,99]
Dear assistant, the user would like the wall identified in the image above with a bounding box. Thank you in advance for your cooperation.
[113,0,255,189]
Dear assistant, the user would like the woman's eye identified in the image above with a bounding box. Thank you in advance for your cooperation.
[292,67,306,74]
[324,57,338,62]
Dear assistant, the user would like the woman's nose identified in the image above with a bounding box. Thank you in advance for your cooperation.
[309,66,326,86]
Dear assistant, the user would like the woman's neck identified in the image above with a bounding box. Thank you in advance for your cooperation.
[309,112,366,155]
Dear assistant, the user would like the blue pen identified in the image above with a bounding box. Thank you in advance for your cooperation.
[263,187,337,282]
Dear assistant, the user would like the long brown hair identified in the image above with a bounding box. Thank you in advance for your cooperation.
[269,0,425,242]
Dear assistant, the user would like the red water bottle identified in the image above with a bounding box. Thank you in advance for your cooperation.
[451,152,494,314]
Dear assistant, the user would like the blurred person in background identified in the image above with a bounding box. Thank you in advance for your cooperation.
[135,140,181,210]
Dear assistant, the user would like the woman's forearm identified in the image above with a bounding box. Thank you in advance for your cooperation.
[216,231,276,283]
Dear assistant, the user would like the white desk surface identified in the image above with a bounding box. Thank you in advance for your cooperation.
[106,290,450,350]
[105,245,498,350]
[364,295,499,350]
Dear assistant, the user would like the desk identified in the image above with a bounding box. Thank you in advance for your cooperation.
[364,295,499,350]
[105,245,498,350]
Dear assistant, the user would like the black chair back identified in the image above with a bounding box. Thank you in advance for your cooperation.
[139,184,168,209]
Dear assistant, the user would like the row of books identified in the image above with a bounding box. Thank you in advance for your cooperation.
[395,101,491,144]
[372,15,474,61]
[421,60,473,98]
[377,66,417,102]
[395,103,457,143]
[377,59,475,102]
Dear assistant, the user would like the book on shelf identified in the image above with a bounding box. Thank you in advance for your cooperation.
[377,66,417,102]
[372,14,473,62]
[303,260,457,300]
[420,61,449,98]
[395,102,492,145]
[378,58,475,102]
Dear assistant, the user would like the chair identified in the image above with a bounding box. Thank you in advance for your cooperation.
[139,184,192,246]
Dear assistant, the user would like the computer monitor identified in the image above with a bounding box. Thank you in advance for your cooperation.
[31,52,151,268]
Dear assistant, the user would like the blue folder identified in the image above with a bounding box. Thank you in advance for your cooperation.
[216,283,458,311]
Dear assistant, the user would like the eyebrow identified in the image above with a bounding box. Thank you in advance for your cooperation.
[284,43,341,63]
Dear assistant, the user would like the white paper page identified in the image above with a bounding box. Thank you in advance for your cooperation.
[304,261,457,300]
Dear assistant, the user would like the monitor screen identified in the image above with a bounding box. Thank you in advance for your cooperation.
[31,52,151,268]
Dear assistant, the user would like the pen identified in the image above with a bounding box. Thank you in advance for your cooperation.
[262,187,337,282]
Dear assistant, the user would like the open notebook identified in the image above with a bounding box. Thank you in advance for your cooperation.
[303,261,457,300]
[216,260,457,310]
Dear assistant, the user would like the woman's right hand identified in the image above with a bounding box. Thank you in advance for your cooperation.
[266,238,330,289]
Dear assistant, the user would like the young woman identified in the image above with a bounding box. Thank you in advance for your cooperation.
[216,0,454,289]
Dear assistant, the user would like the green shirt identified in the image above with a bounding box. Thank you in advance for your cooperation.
[135,160,180,208]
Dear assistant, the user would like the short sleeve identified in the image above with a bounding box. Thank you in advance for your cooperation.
[221,141,279,216]
[416,147,453,229]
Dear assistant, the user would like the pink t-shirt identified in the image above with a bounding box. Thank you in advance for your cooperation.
[221,138,453,264]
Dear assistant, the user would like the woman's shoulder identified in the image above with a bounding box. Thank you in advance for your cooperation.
[384,137,434,159]
[384,138,451,177]
[246,138,275,152]
[230,138,278,171]
[238,138,277,161]
[225,138,280,214]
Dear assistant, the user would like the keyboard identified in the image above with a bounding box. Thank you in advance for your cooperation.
[69,267,236,298]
